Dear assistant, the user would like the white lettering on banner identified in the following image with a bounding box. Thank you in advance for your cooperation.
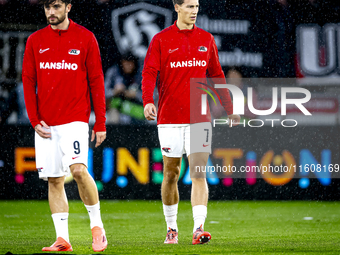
[170,59,207,68]
[297,24,340,76]
[196,15,251,34]
[39,61,78,70]
[111,2,172,59]
[218,48,263,67]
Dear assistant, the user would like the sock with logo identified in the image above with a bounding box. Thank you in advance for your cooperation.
[85,202,104,229]
[192,205,207,233]
[163,203,178,231]
[52,213,70,242]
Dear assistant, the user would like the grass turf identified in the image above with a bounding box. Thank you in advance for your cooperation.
[0,200,340,254]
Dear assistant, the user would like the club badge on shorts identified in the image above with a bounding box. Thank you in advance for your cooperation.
[162,147,172,153]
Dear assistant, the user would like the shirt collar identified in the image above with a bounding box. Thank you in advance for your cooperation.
[172,20,197,33]
[49,19,74,35]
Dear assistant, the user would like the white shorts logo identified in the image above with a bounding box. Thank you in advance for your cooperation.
[162,147,171,153]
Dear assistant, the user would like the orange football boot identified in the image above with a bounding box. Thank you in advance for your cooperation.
[42,237,73,251]
[192,225,211,245]
[164,228,178,244]
[91,226,108,252]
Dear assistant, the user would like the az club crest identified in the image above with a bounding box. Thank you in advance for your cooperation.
[68,49,80,55]
[111,2,172,59]
[162,147,171,153]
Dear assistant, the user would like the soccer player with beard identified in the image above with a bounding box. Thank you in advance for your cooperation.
[142,0,240,245]
[22,0,107,252]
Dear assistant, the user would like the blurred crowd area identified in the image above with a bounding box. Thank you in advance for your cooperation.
[0,0,340,125]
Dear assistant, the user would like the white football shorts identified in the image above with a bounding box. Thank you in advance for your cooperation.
[35,121,89,181]
[158,122,212,157]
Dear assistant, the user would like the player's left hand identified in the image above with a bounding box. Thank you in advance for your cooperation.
[228,114,241,127]
[91,130,106,147]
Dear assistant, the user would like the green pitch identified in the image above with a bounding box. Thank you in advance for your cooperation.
[1,200,340,254]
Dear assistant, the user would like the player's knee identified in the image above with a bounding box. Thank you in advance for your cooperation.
[70,164,87,182]
[163,158,181,182]
[191,177,207,184]
[163,169,180,183]
[48,176,64,188]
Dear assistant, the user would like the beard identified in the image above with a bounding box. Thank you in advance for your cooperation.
[47,12,66,26]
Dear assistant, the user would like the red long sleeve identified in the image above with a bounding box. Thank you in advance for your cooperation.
[22,20,106,131]
[87,35,106,132]
[207,39,233,115]
[22,35,40,128]
[142,36,161,107]
[142,21,233,124]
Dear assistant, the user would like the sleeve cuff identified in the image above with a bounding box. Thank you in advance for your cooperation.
[93,122,106,133]
[31,120,40,129]
[143,100,154,107]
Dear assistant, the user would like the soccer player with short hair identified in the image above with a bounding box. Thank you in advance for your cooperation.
[142,0,240,245]
[22,0,107,252]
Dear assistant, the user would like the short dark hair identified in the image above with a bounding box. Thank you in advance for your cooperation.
[39,0,71,7]
[172,0,184,6]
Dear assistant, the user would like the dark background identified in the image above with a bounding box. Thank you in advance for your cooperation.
[1,0,340,200]
[1,0,340,77]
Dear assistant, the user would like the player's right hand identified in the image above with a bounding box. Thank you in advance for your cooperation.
[144,103,157,121]
[34,120,51,139]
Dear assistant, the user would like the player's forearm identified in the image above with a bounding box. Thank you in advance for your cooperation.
[207,76,232,115]
[142,83,155,107]
[142,70,158,107]
[92,102,106,133]
[22,74,40,127]
[219,89,233,115]
[90,78,106,132]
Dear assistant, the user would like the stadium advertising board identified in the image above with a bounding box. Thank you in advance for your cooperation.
[1,125,339,200]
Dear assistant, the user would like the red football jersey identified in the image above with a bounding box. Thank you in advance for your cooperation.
[142,21,233,124]
[22,19,106,132]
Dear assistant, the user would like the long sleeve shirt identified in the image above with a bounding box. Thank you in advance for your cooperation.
[142,21,233,124]
[22,19,106,132]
